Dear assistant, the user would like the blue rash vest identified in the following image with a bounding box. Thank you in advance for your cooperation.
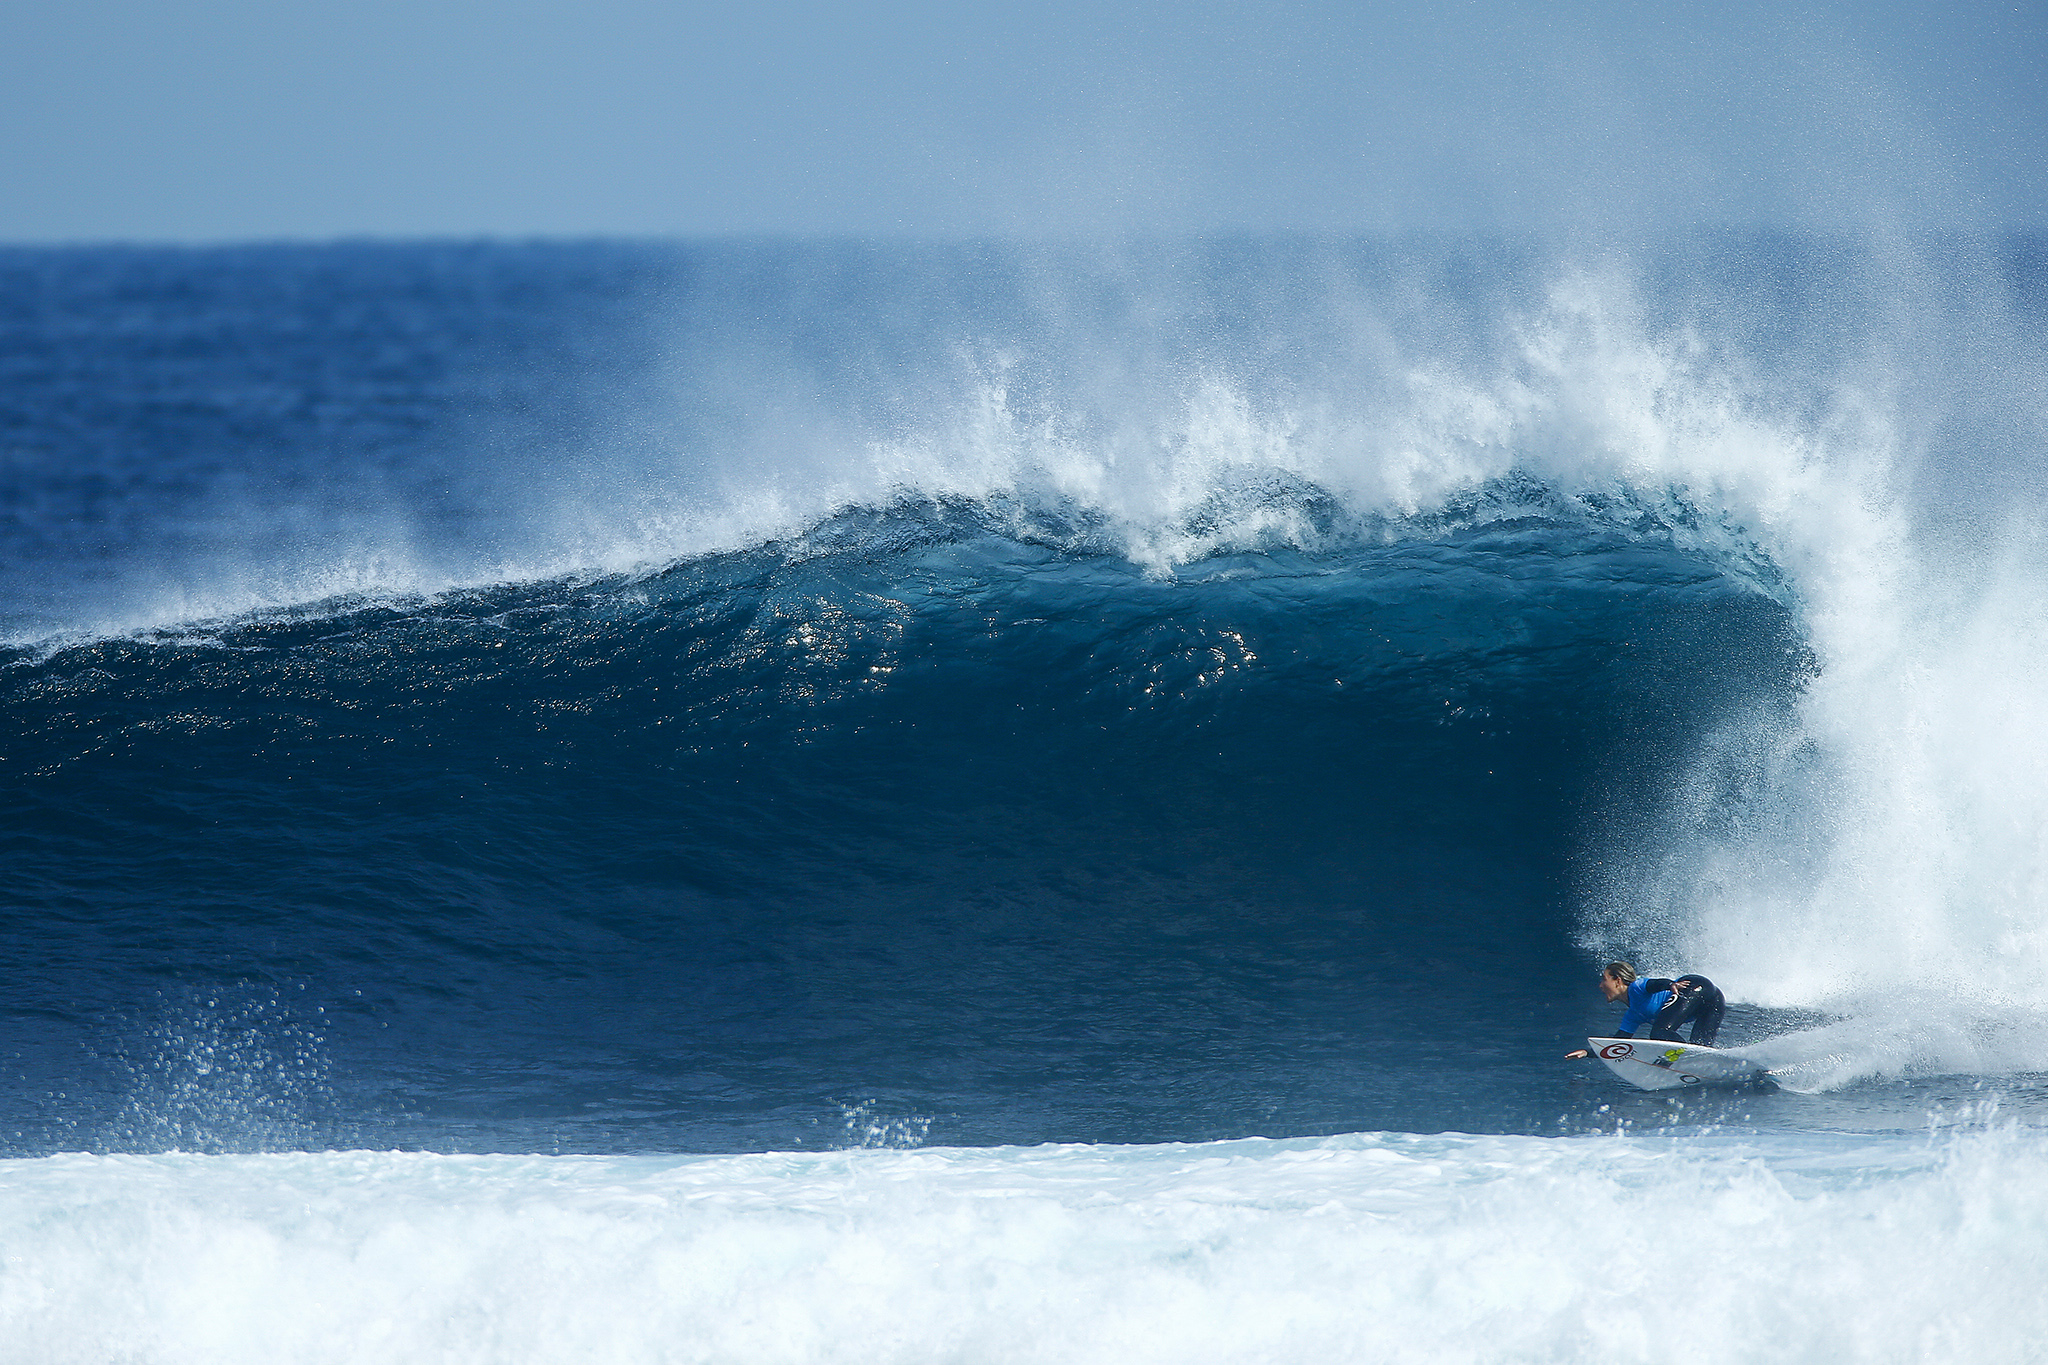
[1615,978,1674,1036]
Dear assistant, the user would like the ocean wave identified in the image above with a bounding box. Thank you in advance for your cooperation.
[8,237,2048,1149]
[0,500,1806,1151]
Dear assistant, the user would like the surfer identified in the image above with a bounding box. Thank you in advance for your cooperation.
[1563,961,1726,1059]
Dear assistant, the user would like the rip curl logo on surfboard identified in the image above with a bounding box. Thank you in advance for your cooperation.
[1598,1042,1634,1059]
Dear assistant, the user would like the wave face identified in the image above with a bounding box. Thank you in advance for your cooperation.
[1,493,1799,1151]
[4,237,2048,1160]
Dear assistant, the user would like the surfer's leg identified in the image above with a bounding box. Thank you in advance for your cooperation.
[1667,976,1724,1045]
[1655,976,1721,1043]
[1686,983,1726,1046]
[1650,984,1698,1041]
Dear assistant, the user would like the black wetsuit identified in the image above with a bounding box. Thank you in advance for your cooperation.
[1645,974,1725,1046]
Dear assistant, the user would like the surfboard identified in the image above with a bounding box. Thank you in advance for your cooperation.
[1586,1037,1766,1091]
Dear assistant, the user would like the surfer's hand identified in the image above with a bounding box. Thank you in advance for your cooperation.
[1564,1048,1591,1060]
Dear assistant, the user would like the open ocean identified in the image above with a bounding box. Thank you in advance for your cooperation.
[3,235,2048,1361]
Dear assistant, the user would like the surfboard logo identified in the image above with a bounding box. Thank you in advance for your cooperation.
[1598,1042,1633,1059]
[1662,1049,1685,1062]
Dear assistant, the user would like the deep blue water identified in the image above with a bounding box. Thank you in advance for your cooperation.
[3,237,2045,1160]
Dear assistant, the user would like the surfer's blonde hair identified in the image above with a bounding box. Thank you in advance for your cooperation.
[1602,961,1637,985]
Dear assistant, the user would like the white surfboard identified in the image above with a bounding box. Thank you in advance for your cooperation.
[1586,1037,1766,1091]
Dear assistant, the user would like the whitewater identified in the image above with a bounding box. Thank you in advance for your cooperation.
[6,1122,2046,1364]
[3,233,2047,1360]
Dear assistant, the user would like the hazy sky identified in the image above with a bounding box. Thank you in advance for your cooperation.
[4,0,2043,242]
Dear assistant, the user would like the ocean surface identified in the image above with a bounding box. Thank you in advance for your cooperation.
[3,235,2048,1360]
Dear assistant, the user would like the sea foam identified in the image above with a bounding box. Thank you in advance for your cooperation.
[3,1125,2042,1365]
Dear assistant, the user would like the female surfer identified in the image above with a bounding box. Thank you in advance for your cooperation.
[1564,961,1725,1059]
